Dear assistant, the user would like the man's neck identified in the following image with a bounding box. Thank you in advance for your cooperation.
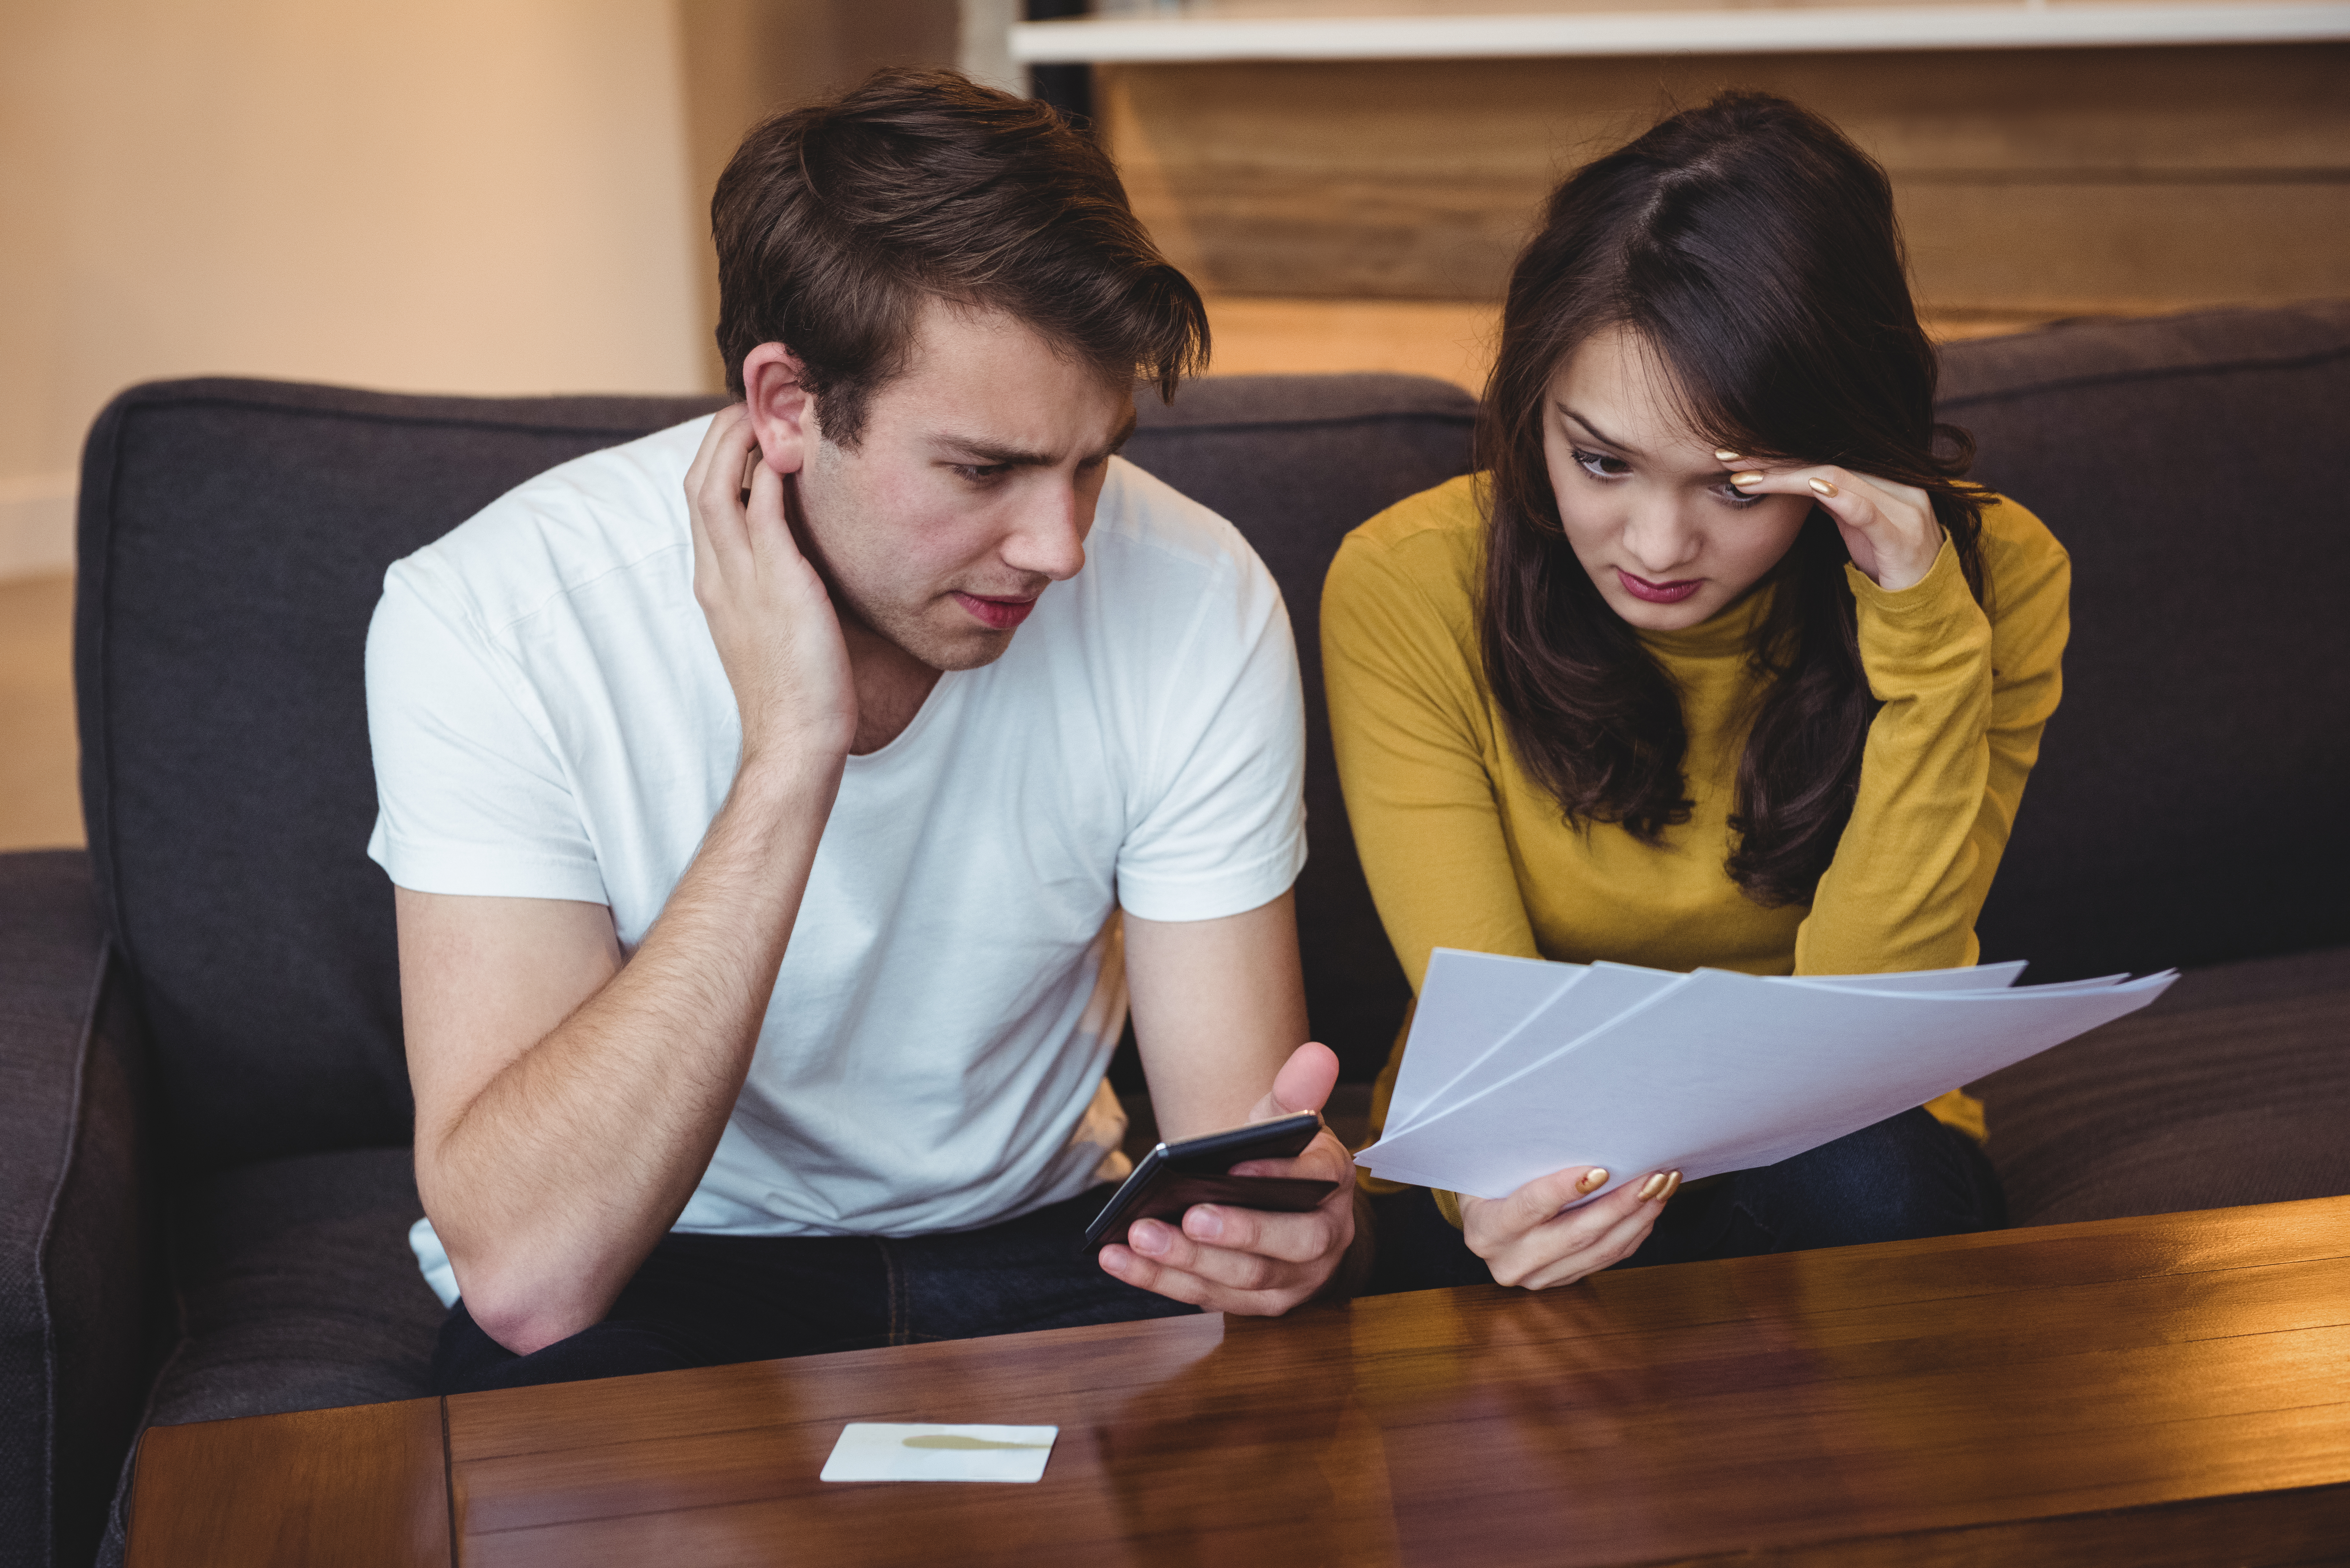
[840,617,944,757]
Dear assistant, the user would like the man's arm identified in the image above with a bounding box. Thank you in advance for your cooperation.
[401,402,855,1355]
[1103,891,1368,1313]
[399,761,833,1353]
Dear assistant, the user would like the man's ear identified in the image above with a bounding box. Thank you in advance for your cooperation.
[740,343,815,475]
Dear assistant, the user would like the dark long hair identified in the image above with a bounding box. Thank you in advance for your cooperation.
[1479,92,1987,908]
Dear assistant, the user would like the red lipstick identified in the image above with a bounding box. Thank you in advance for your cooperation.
[1615,568,1703,605]
[952,590,1038,631]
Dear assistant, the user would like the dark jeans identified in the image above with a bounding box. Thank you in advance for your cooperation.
[432,1182,1195,1394]
[1366,1107,2007,1294]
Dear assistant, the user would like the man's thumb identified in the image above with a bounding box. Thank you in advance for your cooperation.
[1255,1041,1339,1122]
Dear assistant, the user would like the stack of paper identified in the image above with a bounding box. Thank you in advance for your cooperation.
[1354,951,2176,1202]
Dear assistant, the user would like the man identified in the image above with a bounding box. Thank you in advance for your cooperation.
[366,70,1361,1392]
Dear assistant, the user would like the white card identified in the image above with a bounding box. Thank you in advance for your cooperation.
[819,1423,1059,1484]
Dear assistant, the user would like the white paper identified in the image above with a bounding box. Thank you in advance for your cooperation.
[1387,959,1683,1137]
[1385,949,1581,1133]
[1383,957,2035,1141]
[819,1423,1059,1484]
[1776,960,2028,992]
[1359,964,2175,1200]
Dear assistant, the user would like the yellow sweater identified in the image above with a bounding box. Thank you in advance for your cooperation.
[1322,475,2071,1207]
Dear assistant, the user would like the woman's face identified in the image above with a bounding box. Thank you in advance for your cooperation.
[1541,326,1812,632]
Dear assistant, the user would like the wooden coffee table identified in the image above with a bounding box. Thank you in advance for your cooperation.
[125,1195,2350,1566]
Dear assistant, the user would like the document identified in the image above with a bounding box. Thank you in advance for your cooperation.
[1356,952,2173,1202]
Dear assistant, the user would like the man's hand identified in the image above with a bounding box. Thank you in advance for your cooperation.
[1459,1164,1680,1290]
[684,403,857,765]
[1098,1042,1361,1315]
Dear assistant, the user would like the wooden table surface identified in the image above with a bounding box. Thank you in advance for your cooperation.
[127,1195,2350,1566]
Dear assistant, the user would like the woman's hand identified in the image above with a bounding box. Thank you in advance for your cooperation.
[683,404,858,769]
[1459,1165,1681,1290]
[1717,453,1944,592]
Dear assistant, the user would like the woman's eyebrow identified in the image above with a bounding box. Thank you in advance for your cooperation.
[1559,406,1643,458]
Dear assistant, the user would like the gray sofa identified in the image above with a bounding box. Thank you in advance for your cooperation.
[4,301,2346,1567]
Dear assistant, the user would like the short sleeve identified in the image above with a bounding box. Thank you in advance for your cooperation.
[1112,553,1308,923]
[365,563,610,904]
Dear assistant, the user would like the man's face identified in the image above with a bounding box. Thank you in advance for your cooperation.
[1541,325,1811,633]
[778,301,1136,672]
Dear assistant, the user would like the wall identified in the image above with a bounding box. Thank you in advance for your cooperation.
[676,0,960,387]
[0,0,716,580]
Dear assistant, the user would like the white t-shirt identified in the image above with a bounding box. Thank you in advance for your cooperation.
[367,416,1307,1259]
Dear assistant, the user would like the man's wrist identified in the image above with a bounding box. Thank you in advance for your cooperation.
[730,739,848,808]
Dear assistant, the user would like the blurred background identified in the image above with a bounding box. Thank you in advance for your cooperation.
[4,0,2345,850]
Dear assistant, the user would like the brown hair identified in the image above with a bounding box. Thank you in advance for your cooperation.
[1479,91,1988,908]
[711,68,1208,443]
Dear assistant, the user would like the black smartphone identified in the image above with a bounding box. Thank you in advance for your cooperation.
[1079,1110,1336,1253]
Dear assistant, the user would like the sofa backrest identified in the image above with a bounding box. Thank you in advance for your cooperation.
[1943,302,2350,979]
[82,305,2347,1169]
[75,373,1474,1168]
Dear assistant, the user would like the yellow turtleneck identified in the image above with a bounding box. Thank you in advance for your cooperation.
[1322,474,2071,1214]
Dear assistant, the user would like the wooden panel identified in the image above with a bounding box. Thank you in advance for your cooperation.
[124,1396,450,1568]
[445,1196,2350,1566]
[1102,44,2350,316]
[1672,1481,2350,1566]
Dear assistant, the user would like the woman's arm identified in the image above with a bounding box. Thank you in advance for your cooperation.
[1717,456,2071,976]
[1321,526,1541,996]
[1323,513,1669,1281]
[1796,499,2071,975]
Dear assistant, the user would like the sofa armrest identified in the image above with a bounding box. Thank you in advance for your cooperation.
[0,849,166,1568]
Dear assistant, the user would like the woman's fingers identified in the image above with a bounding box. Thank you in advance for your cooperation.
[1721,454,1943,591]
[1465,1166,1679,1289]
[1516,1190,1665,1291]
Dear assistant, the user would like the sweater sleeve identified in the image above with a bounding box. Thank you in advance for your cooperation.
[1793,499,2071,977]
[1322,529,1543,996]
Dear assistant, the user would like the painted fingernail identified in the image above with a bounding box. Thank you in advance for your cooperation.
[1714,449,1741,462]
[1577,1167,1610,1195]
[1661,1171,1684,1202]
[1637,1173,1669,1202]
[1808,477,1838,498]
[1732,471,1762,486]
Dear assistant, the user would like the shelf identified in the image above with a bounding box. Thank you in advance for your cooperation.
[1010,2,2350,61]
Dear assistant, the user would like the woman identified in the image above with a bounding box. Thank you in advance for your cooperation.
[1324,92,2069,1292]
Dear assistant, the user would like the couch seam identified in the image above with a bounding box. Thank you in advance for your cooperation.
[1941,341,2350,412]
[106,386,719,443]
[117,381,1476,442]
[79,406,132,980]
[1131,409,1477,438]
[27,936,121,1563]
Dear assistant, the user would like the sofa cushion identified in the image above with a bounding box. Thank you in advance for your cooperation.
[1939,302,2350,979]
[1127,374,1478,1077]
[0,850,165,1568]
[77,373,1478,1174]
[77,384,730,1172]
[1974,944,2350,1225]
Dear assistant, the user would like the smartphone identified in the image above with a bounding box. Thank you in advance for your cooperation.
[1080,1110,1336,1254]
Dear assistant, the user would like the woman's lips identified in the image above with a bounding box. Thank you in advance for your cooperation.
[1615,568,1703,605]
[952,590,1038,631]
